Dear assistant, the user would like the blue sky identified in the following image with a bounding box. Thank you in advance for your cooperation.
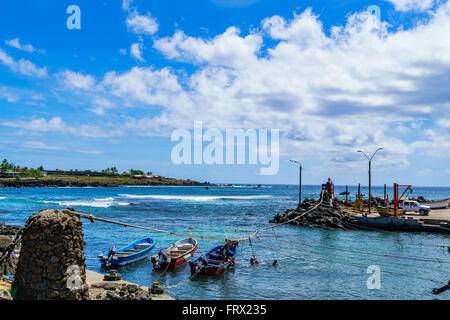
[0,0,449,186]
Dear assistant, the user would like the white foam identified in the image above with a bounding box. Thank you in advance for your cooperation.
[43,200,114,208]
[93,197,114,201]
[0,197,6,200]
[118,194,272,201]
[117,202,131,206]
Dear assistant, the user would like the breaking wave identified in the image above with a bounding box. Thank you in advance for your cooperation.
[118,194,273,201]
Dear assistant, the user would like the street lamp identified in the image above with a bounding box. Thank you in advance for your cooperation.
[357,148,383,215]
[289,160,302,207]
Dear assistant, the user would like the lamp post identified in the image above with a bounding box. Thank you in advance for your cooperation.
[357,148,383,215]
[289,160,302,207]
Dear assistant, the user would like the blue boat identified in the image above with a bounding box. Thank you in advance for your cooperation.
[98,237,155,266]
[189,243,238,275]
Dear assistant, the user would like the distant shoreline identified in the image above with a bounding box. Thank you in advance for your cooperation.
[0,176,211,189]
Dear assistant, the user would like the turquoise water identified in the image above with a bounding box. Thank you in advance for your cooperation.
[0,185,449,300]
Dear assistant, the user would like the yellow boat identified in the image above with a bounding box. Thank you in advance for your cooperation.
[375,206,406,217]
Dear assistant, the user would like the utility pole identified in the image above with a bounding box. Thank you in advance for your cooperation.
[289,160,302,207]
[357,148,383,216]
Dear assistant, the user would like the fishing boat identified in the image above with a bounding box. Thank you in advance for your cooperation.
[98,237,155,266]
[375,206,406,217]
[189,243,238,275]
[151,238,198,271]
[422,198,450,209]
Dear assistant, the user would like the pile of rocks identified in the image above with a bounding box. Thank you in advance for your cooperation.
[13,209,89,300]
[90,282,152,300]
[270,198,351,229]
[0,222,21,239]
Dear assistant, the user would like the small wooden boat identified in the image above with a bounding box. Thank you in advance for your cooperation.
[189,243,238,275]
[422,198,450,209]
[375,206,406,217]
[151,238,198,271]
[98,237,155,266]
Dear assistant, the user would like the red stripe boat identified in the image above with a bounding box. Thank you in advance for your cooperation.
[152,238,198,271]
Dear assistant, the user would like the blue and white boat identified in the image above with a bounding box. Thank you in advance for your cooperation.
[98,237,155,266]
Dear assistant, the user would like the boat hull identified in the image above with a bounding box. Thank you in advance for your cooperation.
[376,207,406,217]
[423,198,450,209]
[189,244,237,275]
[99,237,155,266]
[152,238,198,271]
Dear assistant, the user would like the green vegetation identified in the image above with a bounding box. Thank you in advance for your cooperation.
[0,159,206,186]
[1,159,43,178]
[40,174,198,186]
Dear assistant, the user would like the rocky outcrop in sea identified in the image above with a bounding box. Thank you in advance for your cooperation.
[270,198,352,229]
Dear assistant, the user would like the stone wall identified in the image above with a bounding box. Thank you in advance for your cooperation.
[13,209,89,300]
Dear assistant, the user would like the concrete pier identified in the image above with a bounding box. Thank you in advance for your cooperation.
[86,270,174,300]
[345,207,450,233]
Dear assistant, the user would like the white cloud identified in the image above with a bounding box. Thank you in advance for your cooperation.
[87,97,115,115]
[102,66,181,106]
[5,38,45,53]
[58,70,97,90]
[0,49,47,78]
[22,141,104,155]
[22,141,66,151]
[386,0,436,12]
[122,0,133,11]
[1,117,122,138]
[0,87,20,103]
[154,27,262,68]
[130,42,145,61]
[262,8,329,47]
[126,10,159,35]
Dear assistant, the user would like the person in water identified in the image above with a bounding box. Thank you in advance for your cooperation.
[272,260,278,266]
[250,257,260,265]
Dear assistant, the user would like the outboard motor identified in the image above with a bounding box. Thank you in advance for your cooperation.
[154,249,169,270]
[106,245,117,266]
[194,254,208,272]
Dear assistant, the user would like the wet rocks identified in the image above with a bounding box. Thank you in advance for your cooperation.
[13,209,89,300]
[150,282,165,295]
[0,229,20,276]
[0,289,12,300]
[270,198,350,229]
[0,223,21,239]
[91,283,152,300]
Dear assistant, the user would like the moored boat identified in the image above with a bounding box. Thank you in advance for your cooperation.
[98,237,155,266]
[152,238,198,271]
[189,243,238,275]
[422,198,450,209]
[375,206,406,217]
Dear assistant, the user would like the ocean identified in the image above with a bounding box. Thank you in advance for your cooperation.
[0,184,449,300]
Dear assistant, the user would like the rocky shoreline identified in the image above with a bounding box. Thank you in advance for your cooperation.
[270,196,388,229]
[271,198,351,229]
[0,178,210,188]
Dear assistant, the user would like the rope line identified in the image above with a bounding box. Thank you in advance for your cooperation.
[258,236,450,275]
